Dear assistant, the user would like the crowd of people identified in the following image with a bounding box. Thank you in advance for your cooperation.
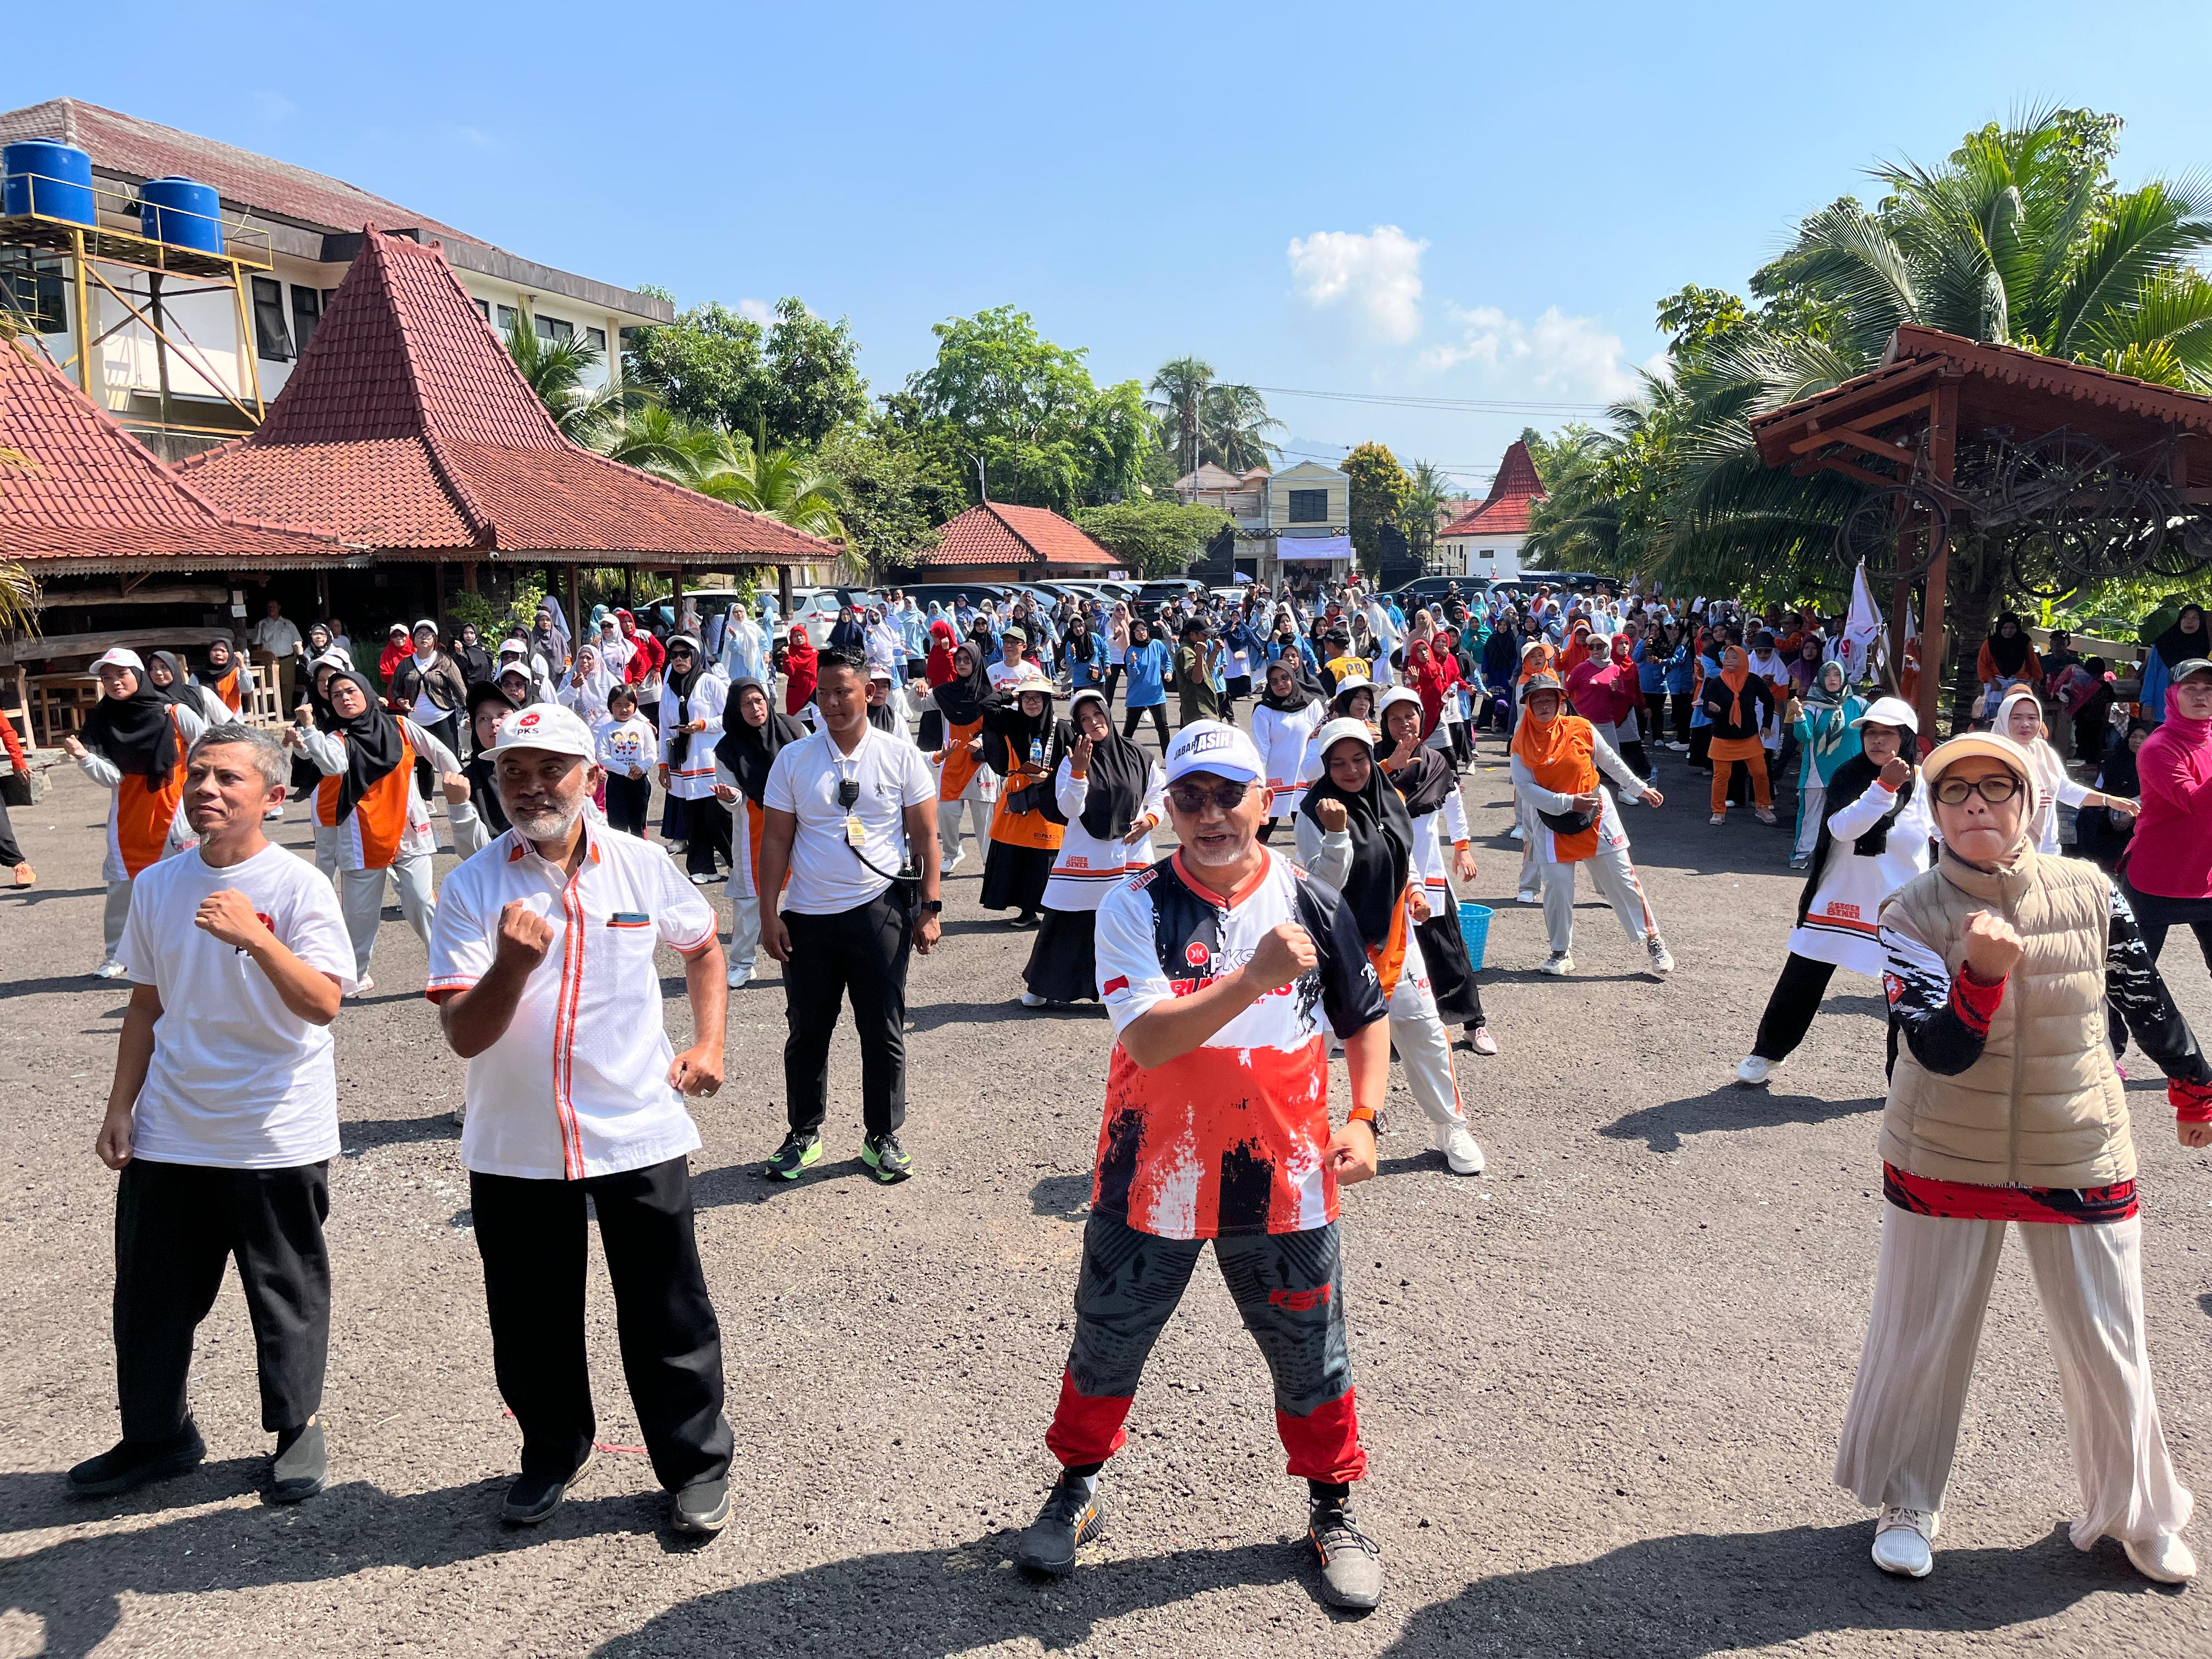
[34,565,2212,1609]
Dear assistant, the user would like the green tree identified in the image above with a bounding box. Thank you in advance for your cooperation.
[1199,382,1284,472]
[1074,500,1233,578]
[817,424,968,577]
[1147,357,1213,478]
[1342,442,1411,575]
[759,298,870,445]
[504,312,636,444]
[1402,459,1455,565]
[905,307,1152,512]
[624,296,868,448]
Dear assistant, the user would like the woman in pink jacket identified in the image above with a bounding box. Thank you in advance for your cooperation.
[2120,655,2212,970]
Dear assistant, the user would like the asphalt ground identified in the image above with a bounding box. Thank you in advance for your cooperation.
[4,720,2211,1658]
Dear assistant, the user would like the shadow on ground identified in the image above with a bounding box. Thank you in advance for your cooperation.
[1601,1085,1884,1154]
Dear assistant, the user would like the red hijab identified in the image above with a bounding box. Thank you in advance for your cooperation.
[784,624,819,714]
[925,619,958,688]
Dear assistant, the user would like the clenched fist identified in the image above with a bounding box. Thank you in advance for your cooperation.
[194,888,272,952]
[1961,910,2023,985]
[1245,922,1317,994]
[493,900,556,972]
[1314,798,1348,835]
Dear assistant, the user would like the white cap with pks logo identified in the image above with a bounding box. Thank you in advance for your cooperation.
[1163,720,1264,785]
[492,703,596,761]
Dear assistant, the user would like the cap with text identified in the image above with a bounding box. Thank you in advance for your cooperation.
[492,703,596,760]
[1163,720,1264,785]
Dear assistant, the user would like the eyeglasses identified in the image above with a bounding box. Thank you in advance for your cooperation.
[1167,779,1251,814]
[1933,774,2024,806]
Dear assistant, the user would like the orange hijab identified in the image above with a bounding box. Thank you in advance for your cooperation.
[1510,694,1600,860]
[1719,644,1751,695]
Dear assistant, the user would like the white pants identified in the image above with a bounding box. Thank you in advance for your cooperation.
[313,822,342,883]
[102,878,133,963]
[1795,781,1826,859]
[1387,938,1468,1134]
[938,794,991,865]
[338,854,436,979]
[726,889,763,984]
[1835,1207,2191,1547]
[1539,842,1657,956]
[1515,797,1541,899]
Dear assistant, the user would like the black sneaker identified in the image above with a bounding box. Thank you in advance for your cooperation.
[670,1477,731,1536]
[269,1421,328,1504]
[1309,1493,1384,1610]
[67,1423,206,1498]
[764,1131,822,1181]
[1013,1473,1104,1575]
[861,1133,912,1183]
[500,1448,594,1527]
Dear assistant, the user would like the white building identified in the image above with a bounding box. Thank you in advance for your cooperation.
[1172,456,1351,584]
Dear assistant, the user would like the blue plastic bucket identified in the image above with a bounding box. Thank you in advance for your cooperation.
[1457,902,1492,971]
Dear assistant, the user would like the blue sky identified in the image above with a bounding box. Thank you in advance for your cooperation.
[13,3,2211,491]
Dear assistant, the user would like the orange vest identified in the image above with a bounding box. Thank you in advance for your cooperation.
[989,735,1065,852]
[1515,714,1600,862]
[939,717,985,800]
[114,711,187,878]
[208,665,244,713]
[320,729,417,869]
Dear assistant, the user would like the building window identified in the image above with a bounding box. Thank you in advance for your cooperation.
[1479,548,1495,560]
[1287,488,1329,523]
[250,276,293,360]
[535,313,573,343]
[585,325,606,354]
[496,304,518,335]
[472,298,490,322]
[0,263,66,334]
[290,284,323,352]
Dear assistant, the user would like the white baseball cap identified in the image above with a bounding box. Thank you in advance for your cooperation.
[1853,696,1920,733]
[492,703,595,760]
[91,648,145,673]
[1311,716,1377,766]
[1378,686,1424,723]
[1164,720,1264,785]
[499,637,530,656]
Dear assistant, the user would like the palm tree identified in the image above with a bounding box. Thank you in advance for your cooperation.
[1199,383,1284,472]
[1147,357,1214,480]
[504,311,642,446]
[689,428,856,577]
[1401,460,1457,566]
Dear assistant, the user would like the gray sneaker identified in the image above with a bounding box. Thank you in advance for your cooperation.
[1013,1473,1104,1575]
[1309,1493,1384,1610]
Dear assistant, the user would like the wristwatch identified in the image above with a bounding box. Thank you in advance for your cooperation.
[919,898,944,914]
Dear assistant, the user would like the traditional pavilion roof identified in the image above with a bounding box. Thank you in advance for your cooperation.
[179,228,836,565]
[1439,440,1546,539]
[0,340,352,572]
[912,502,1121,572]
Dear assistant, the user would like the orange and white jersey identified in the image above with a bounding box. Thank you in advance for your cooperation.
[1249,699,1323,820]
[1043,755,1166,914]
[80,705,202,882]
[300,718,460,871]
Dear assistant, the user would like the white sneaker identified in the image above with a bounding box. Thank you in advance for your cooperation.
[262,804,286,821]
[1515,890,1539,906]
[1434,1120,1485,1176]
[1020,990,1047,1007]
[2124,1532,2198,1584]
[1667,741,1690,752]
[93,959,126,980]
[726,966,750,989]
[1539,952,1574,977]
[1645,936,1675,978]
[1735,1054,1776,1088]
[943,849,965,875]
[1871,1506,1937,1578]
[1508,825,1525,841]
[689,872,719,887]
[351,975,376,998]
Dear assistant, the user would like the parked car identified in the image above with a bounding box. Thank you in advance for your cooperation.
[1131,577,1209,620]
[1389,575,1493,612]
[898,582,1015,618]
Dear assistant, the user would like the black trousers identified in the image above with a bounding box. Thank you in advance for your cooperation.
[2120,877,2212,975]
[783,889,915,1139]
[113,1158,330,1442]
[1751,950,1838,1062]
[1102,664,1124,706]
[603,772,652,837]
[681,793,732,879]
[421,713,461,765]
[1688,726,1713,771]
[0,795,21,866]
[1674,693,1695,746]
[470,1156,732,1491]
[1645,691,1669,742]
[1121,703,1171,751]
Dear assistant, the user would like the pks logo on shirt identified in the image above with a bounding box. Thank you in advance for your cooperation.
[1184,941,1210,967]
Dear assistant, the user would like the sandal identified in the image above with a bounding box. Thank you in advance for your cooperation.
[11,862,31,888]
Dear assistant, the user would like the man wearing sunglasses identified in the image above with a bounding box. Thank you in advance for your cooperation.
[1011,720,1393,1610]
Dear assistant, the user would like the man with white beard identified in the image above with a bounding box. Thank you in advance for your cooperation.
[425,703,736,1537]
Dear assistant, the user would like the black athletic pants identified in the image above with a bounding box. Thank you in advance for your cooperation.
[782,889,915,1139]
[470,1155,732,1491]
[1751,950,1838,1062]
[0,795,21,866]
[603,772,652,837]
[2120,877,2212,976]
[681,793,732,879]
[1121,703,1171,752]
[1674,693,1695,746]
[112,1158,330,1442]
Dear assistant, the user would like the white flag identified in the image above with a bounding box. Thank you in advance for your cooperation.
[1843,561,1883,682]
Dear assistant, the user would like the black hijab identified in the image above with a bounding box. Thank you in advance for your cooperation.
[329,670,407,823]
[2099,720,2149,797]
[1386,740,1457,817]
[461,683,516,834]
[664,639,708,768]
[81,663,178,782]
[2153,604,2205,669]
[1070,695,1150,841]
[199,639,243,700]
[714,677,806,806]
[144,651,192,707]
[1259,658,1314,713]
[1793,748,1922,926]
[932,644,994,729]
[1299,729,1414,950]
[1987,613,2033,676]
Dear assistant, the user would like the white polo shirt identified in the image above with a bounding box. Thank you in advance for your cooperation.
[116,842,357,1169]
[763,723,936,915]
[425,823,718,1181]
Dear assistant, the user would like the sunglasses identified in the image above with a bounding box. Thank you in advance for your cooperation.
[1932,774,2024,806]
[1167,778,1251,815]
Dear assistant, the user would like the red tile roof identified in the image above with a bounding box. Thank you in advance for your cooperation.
[912,503,1121,571]
[180,228,838,565]
[1439,439,1545,539]
[0,98,480,242]
[0,340,351,571]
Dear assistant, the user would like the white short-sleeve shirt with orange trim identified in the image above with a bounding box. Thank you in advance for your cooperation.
[425,822,718,1180]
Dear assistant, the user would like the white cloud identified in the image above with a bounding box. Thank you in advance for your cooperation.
[1286,225,1428,345]
[736,298,775,325]
[1420,303,1644,400]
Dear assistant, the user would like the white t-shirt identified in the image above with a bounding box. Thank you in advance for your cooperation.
[763,724,937,915]
[595,713,659,778]
[116,842,357,1169]
[426,824,718,1180]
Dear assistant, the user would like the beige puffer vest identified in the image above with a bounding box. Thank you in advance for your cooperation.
[1878,847,2131,1189]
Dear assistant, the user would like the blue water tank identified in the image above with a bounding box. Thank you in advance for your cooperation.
[137,176,224,253]
[1,138,96,226]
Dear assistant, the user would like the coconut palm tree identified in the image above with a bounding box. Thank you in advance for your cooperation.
[1199,382,1284,473]
[1147,357,1214,480]
[687,428,856,577]
[1401,460,1457,566]
[504,312,642,446]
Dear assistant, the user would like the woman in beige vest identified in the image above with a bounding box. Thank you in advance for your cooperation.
[1837,731,2212,1585]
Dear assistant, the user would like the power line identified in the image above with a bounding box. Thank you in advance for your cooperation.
[1249,383,1610,415]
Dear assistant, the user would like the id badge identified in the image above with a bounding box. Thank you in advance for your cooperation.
[845,815,867,848]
